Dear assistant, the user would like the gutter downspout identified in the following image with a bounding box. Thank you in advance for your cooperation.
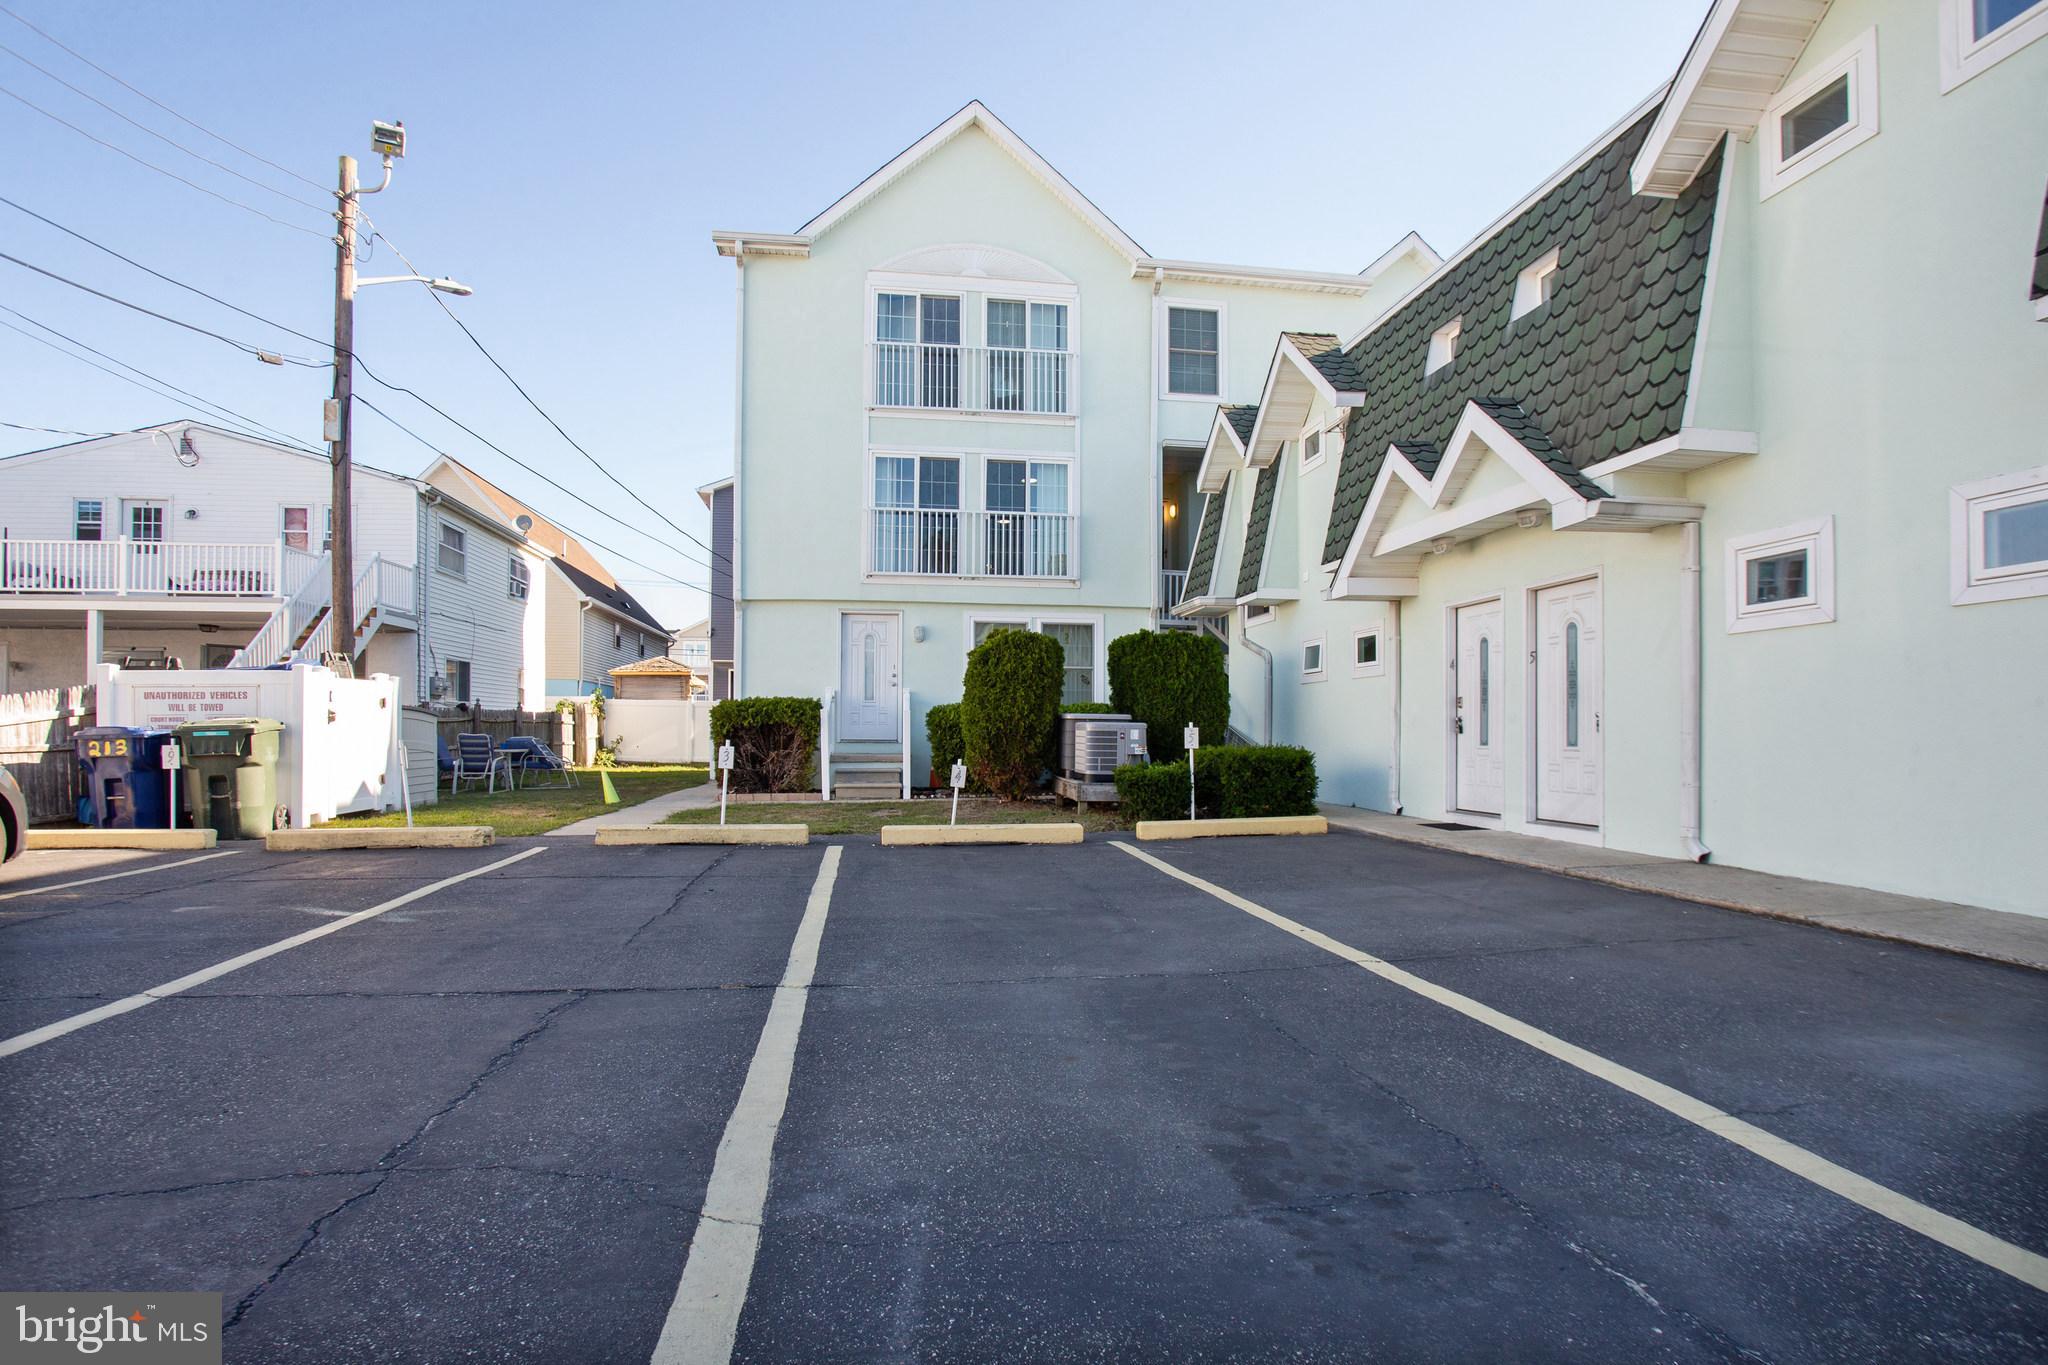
[1148,266,1164,630]
[1237,623,1274,745]
[730,243,747,698]
[1679,521,1710,861]
[1387,598,1402,814]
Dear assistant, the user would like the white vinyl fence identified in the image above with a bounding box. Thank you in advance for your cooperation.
[604,699,713,765]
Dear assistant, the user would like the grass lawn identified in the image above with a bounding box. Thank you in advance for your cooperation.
[664,795,1124,837]
[330,764,709,837]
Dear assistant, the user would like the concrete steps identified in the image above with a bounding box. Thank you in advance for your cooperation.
[829,750,904,801]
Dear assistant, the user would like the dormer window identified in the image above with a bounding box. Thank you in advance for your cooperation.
[1426,317,1461,376]
[1512,249,1561,320]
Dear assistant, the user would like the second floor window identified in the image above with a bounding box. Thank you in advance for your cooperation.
[282,505,312,552]
[438,522,467,577]
[984,459,1070,577]
[509,557,529,599]
[74,499,103,542]
[872,454,961,575]
[875,292,961,408]
[1167,307,1219,395]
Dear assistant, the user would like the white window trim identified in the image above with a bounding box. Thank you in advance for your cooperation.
[1300,418,1342,475]
[1759,29,1880,201]
[1938,0,2048,92]
[864,448,1078,583]
[1726,515,1835,633]
[1243,602,1274,628]
[436,520,467,580]
[1951,465,2048,605]
[960,612,1106,702]
[1160,297,1225,401]
[509,556,530,600]
[1426,316,1461,376]
[1511,247,1561,321]
[280,503,314,553]
[1301,635,1327,682]
[1352,627,1384,677]
[73,498,103,541]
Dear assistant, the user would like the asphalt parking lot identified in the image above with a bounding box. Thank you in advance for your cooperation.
[1,832,2043,1363]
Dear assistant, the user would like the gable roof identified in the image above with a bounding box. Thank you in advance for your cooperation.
[1285,332,1371,394]
[552,556,667,636]
[1322,104,1724,563]
[0,421,407,484]
[1234,462,1283,599]
[425,455,618,587]
[609,655,696,678]
[1224,405,1260,447]
[1632,0,1832,197]
[1178,490,1227,608]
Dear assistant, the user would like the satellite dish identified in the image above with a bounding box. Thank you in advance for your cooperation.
[514,514,534,534]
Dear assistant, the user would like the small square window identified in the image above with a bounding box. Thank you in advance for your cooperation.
[1727,517,1835,633]
[1951,466,2048,604]
[1352,628,1383,677]
[1302,637,1326,680]
[1426,317,1460,376]
[1760,31,1879,198]
[1243,602,1273,627]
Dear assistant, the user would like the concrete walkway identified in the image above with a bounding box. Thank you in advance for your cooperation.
[1319,804,2048,972]
[550,779,719,836]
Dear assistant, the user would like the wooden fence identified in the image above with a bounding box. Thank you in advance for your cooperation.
[433,707,572,759]
[0,685,95,824]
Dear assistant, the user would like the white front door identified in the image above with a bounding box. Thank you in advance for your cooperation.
[1453,599,1504,815]
[838,613,900,742]
[1536,578,1602,826]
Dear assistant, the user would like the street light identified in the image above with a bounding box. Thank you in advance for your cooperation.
[357,275,475,296]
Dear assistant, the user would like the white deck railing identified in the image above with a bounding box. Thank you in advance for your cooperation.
[868,342,1076,415]
[867,508,1076,580]
[1161,569,1188,611]
[229,553,414,668]
[0,539,285,597]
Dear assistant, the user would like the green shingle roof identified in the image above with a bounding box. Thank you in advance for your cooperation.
[1180,490,1225,604]
[1223,404,1260,446]
[1234,461,1281,599]
[1323,107,1723,563]
[2032,181,2047,302]
[1284,332,1369,393]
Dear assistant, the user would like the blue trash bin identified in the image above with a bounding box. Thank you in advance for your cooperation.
[74,727,175,829]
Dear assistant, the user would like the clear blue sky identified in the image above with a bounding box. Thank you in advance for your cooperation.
[1,0,1706,629]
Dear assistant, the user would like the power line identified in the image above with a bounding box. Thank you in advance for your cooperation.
[0,40,332,214]
[0,305,324,452]
[0,83,331,238]
[0,250,328,365]
[0,1,327,192]
[0,196,718,573]
[355,393,725,603]
[365,215,732,567]
[1,419,117,438]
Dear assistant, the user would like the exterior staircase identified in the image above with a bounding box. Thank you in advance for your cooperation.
[227,552,393,668]
[828,745,906,801]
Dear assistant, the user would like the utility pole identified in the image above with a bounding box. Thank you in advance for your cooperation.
[328,153,359,673]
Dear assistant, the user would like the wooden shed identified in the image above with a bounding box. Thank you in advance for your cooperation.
[608,655,703,700]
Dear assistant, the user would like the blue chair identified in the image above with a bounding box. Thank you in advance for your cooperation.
[452,733,510,795]
[437,734,456,791]
[501,736,576,789]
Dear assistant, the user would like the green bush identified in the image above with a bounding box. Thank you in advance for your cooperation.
[1061,701,1115,714]
[925,702,965,779]
[1107,631,1229,763]
[961,627,1063,799]
[709,696,820,793]
[1113,745,1318,822]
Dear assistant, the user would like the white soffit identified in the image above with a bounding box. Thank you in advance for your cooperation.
[1633,0,1833,198]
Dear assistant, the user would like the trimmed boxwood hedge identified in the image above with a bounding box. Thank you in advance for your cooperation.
[1106,630,1228,763]
[925,702,965,782]
[961,627,1063,799]
[709,696,820,793]
[1113,745,1319,822]
[1061,701,1115,715]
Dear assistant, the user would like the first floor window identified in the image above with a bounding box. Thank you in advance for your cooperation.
[1166,306,1219,395]
[872,455,961,575]
[1302,637,1326,679]
[444,659,471,702]
[509,557,529,599]
[967,618,1096,704]
[437,521,467,577]
[1244,602,1273,627]
[74,499,103,541]
[1727,516,1835,632]
[1952,466,2048,604]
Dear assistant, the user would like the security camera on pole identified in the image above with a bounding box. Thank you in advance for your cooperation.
[326,120,473,674]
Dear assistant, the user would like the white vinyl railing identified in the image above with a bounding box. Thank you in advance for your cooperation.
[868,342,1075,415]
[375,558,416,617]
[1162,569,1188,610]
[867,508,1076,580]
[0,538,284,597]
[230,552,414,668]
[820,690,834,801]
[900,689,912,799]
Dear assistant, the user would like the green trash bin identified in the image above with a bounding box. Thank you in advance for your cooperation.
[174,717,285,840]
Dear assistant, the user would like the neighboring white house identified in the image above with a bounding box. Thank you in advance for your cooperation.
[1179,0,2048,917]
[0,423,609,713]
[667,617,712,696]
[421,457,671,699]
[707,101,1439,790]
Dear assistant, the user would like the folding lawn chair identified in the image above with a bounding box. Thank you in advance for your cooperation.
[452,732,511,795]
[500,736,576,790]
